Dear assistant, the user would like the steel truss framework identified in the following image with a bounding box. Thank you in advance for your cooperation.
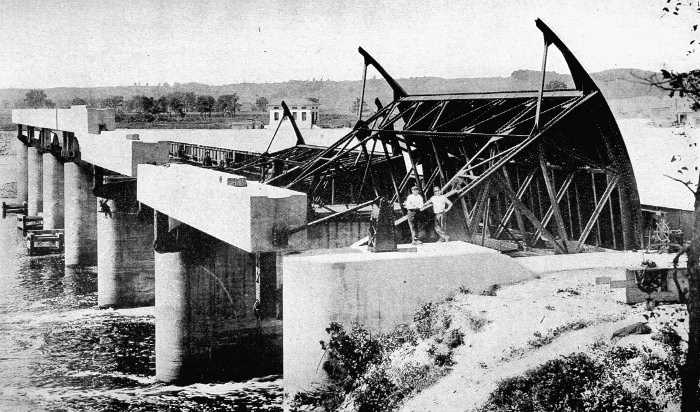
[172,19,643,253]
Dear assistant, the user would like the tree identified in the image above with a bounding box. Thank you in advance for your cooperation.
[70,97,87,106]
[217,94,240,117]
[128,95,156,115]
[351,97,370,116]
[167,92,186,118]
[545,79,569,90]
[648,3,700,410]
[155,96,169,116]
[24,89,54,108]
[255,96,269,112]
[196,95,216,118]
[102,95,124,110]
[183,92,197,113]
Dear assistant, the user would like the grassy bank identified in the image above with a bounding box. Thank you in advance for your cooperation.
[290,265,688,411]
[289,293,488,412]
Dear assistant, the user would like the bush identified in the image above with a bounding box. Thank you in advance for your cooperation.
[482,353,603,412]
[320,322,383,389]
[581,380,662,412]
[292,291,476,411]
[480,342,682,412]
[414,303,438,339]
[352,363,403,412]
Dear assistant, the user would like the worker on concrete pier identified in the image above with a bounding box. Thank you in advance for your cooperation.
[404,185,424,245]
[429,185,453,242]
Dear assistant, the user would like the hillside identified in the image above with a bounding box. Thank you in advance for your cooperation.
[0,68,667,117]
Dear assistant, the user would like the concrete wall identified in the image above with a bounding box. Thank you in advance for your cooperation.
[283,242,535,393]
[12,109,58,130]
[138,164,307,252]
[301,220,370,249]
[12,106,115,135]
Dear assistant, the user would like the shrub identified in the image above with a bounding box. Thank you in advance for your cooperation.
[480,342,682,412]
[581,380,662,412]
[414,303,438,339]
[320,322,383,389]
[352,363,403,412]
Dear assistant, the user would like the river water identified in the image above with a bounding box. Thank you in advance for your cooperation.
[0,131,283,411]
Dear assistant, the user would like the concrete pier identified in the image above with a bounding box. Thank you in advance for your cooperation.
[42,153,64,229]
[96,181,155,308]
[27,146,42,216]
[14,134,28,203]
[64,162,97,267]
[283,242,536,394]
[154,215,280,383]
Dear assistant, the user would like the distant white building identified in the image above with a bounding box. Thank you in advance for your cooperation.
[617,118,698,242]
[268,99,319,129]
[650,96,699,127]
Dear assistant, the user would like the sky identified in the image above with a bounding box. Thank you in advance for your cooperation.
[0,0,697,88]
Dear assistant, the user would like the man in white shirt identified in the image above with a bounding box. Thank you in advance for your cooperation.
[429,185,453,242]
[404,185,424,245]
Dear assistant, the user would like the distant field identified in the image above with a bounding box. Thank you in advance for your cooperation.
[0,109,13,130]
[0,130,13,156]
[0,130,15,198]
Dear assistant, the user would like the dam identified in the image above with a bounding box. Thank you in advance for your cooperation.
[5,18,674,397]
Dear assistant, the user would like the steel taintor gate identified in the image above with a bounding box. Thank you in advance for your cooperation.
[171,19,643,254]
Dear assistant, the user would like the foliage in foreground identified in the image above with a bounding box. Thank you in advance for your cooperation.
[479,338,684,412]
[290,299,475,411]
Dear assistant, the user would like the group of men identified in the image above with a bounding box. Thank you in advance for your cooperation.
[404,185,453,245]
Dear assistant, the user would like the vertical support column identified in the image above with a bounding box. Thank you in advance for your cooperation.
[154,213,188,383]
[97,180,155,308]
[64,161,97,267]
[27,145,43,216]
[42,152,64,229]
[14,125,28,203]
[154,213,281,383]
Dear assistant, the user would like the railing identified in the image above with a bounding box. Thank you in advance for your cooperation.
[168,142,259,167]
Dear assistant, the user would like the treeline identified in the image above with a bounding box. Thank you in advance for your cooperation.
[18,89,271,121]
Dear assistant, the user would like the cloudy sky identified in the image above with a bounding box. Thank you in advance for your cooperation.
[0,0,696,88]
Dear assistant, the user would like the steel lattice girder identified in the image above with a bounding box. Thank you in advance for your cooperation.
[232,18,643,253]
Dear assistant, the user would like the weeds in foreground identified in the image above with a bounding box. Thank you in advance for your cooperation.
[480,340,684,412]
[290,296,477,411]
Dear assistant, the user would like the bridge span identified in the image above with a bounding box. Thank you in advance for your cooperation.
[11,105,311,382]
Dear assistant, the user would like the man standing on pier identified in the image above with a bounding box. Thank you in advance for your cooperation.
[429,185,452,242]
[404,185,424,245]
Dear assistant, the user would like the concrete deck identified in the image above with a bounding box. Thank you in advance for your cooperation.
[517,250,684,276]
[102,122,351,153]
[137,163,307,252]
[78,132,170,177]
